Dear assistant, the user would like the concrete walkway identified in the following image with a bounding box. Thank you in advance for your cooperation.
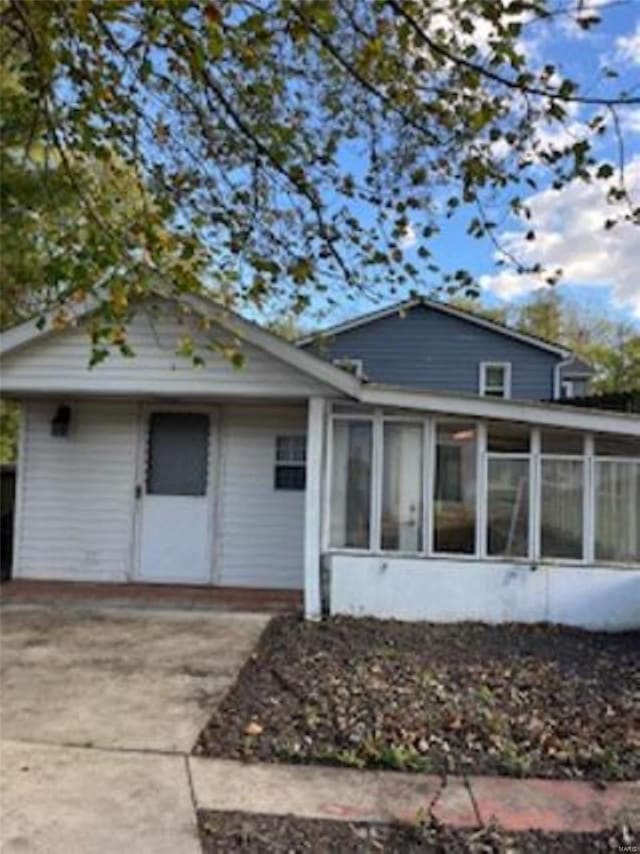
[2,603,638,851]
[2,740,199,854]
[0,603,270,854]
[190,757,640,834]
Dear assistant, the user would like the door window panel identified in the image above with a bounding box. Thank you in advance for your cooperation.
[146,413,209,496]
[381,423,423,551]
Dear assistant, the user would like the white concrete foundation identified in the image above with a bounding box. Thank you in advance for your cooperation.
[328,555,640,631]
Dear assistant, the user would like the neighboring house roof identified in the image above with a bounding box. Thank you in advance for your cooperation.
[298,296,574,359]
[560,355,595,378]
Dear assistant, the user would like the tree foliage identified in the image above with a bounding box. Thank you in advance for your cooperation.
[0,401,19,462]
[1,0,638,350]
[513,289,639,392]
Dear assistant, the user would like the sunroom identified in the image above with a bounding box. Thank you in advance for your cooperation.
[310,398,640,630]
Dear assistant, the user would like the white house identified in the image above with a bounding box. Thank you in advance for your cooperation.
[1,293,639,629]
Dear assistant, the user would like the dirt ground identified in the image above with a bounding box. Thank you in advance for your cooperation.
[194,616,640,780]
[198,810,638,853]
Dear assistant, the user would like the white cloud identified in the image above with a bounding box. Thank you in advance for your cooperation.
[398,222,416,250]
[621,106,640,135]
[616,21,640,65]
[533,118,590,152]
[558,0,613,40]
[479,157,640,316]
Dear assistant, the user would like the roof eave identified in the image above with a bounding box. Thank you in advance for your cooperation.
[359,383,640,436]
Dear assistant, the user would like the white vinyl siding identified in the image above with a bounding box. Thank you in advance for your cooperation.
[2,302,331,398]
[218,404,307,589]
[14,400,138,581]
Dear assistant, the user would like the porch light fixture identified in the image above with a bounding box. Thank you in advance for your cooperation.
[51,405,71,437]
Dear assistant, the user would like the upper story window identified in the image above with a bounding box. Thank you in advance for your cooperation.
[480,362,511,399]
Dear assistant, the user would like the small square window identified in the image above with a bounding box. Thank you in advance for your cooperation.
[276,435,306,463]
[275,466,306,490]
[480,363,511,399]
[275,435,306,490]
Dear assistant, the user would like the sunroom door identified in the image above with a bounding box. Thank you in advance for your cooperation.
[139,411,212,583]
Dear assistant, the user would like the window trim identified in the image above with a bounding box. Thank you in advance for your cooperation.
[538,454,586,563]
[485,451,533,561]
[479,361,512,399]
[323,402,639,568]
[593,456,640,565]
[327,417,375,549]
[431,418,480,558]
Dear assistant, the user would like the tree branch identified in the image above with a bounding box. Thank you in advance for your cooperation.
[387,0,640,107]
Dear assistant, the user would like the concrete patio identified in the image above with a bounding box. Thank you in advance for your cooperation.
[0,602,270,853]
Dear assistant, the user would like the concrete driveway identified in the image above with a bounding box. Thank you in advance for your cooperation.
[0,603,270,853]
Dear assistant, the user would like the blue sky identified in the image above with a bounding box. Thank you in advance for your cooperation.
[297,1,640,332]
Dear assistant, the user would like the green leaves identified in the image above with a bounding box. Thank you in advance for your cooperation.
[597,163,614,180]
[1,0,635,363]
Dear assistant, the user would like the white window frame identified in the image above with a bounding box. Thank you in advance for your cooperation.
[479,362,512,399]
[323,401,639,568]
[561,379,575,399]
[379,417,426,554]
[274,434,307,491]
[537,451,587,565]
[485,450,534,562]
[431,418,481,559]
[325,412,376,551]
[592,455,640,566]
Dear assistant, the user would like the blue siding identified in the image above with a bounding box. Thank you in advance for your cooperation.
[306,305,559,400]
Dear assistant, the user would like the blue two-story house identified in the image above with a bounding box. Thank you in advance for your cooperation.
[300,297,593,401]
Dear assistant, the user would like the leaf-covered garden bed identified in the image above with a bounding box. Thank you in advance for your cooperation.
[198,810,637,853]
[194,617,639,780]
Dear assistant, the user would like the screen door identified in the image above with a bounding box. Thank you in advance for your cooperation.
[139,412,212,583]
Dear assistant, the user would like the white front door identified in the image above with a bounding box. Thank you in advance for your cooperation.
[139,411,213,583]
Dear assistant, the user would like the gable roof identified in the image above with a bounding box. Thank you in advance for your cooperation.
[298,296,573,358]
[0,290,634,435]
[0,290,361,397]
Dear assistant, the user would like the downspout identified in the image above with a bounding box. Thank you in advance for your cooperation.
[553,353,575,400]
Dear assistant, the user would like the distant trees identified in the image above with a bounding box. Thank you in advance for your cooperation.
[449,291,639,393]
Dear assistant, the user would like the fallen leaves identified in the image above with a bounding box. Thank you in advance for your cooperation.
[244,721,264,737]
[195,617,639,781]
